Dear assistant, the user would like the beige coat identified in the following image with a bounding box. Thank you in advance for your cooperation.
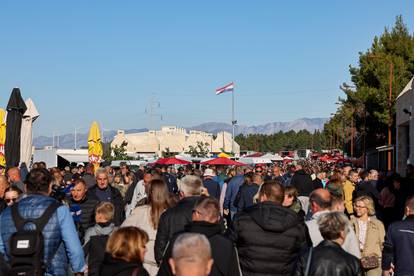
[351,217,385,276]
[122,205,159,276]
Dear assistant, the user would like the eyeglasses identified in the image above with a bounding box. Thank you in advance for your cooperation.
[5,198,18,203]
[353,205,367,209]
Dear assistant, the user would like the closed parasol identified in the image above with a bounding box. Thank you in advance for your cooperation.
[88,121,103,172]
[20,98,40,167]
[5,88,27,168]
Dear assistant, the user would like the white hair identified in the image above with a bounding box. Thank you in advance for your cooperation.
[178,175,202,196]
[172,233,211,262]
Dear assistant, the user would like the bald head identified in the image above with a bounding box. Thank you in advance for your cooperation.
[7,167,21,183]
[309,188,332,214]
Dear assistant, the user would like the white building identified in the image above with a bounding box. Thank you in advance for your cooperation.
[111,126,240,157]
[396,77,414,176]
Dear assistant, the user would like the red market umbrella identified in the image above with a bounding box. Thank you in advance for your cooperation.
[154,157,191,165]
[201,157,246,166]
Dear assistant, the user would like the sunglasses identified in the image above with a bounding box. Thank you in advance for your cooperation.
[255,170,263,173]
[5,198,18,203]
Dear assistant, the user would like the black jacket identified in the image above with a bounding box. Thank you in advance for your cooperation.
[292,240,363,276]
[355,181,380,207]
[88,185,125,226]
[291,170,313,196]
[229,202,310,276]
[100,254,149,276]
[312,178,324,190]
[85,235,109,276]
[154,196,199,264]
[68,194,99,237]
[157,221,241,276]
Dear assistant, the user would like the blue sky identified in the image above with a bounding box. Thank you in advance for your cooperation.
[1,1,413,136]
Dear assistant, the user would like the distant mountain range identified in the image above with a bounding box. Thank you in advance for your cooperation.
[33,118,328,149]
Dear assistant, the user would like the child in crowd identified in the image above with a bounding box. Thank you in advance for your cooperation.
[84,202,117,276]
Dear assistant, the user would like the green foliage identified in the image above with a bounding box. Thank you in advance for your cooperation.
[325,16,414,155]
[235,130,327,152]
[161,147,175,158]
[186,141,210,157]
[103,141,134,162]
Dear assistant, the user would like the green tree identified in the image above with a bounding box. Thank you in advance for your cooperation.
[326,16,414,156]
[187,141,210,157]
[161,147,174,158]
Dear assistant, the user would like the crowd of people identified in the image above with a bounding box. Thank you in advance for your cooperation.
[0,160,413,276]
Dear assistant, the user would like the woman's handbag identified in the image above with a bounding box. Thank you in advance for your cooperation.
[360,254,379,269]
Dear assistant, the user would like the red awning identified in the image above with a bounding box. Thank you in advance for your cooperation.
[154,157,191,165]
[201,157,246,166]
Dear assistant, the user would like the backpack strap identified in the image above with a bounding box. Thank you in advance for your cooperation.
[11,201,62,232]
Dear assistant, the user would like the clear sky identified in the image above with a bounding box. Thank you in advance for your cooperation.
[1,1,413,136]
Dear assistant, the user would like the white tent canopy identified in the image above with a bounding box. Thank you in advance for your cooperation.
[20,98,39,166]
[239,157,273,164]
[261,153,283,161]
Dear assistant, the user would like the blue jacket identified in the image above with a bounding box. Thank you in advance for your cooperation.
[203,178,221,199]
[0,194,85,276]
[235,184,260,212]
[382,215,414,276]
[224,175,244,213]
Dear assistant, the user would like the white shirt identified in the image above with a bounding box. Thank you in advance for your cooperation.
[125,180,146,217]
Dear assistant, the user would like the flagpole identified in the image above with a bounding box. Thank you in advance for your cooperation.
[232,85,235,154]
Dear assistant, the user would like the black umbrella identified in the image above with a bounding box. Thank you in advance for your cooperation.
[5,88,27,168]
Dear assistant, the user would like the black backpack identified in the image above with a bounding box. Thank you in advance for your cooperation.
[8,201,61,276]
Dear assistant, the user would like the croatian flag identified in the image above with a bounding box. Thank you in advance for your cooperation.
[216,82,234,95]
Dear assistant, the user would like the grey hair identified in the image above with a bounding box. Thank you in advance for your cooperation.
[95,168,107,177]
[172,233,211,262]
[178,175,202,196]
[317,211,350,241]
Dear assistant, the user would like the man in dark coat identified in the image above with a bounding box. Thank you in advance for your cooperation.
[161,166,179,194]
[88,169,124,226]
[158,197,241,276]
[290,164,313,196]
[229,181,310,276]
[382,195,414,276]
[235,173,262,212]
[202,169,221,199]
[155,175,202,264]
[68,178,100,240]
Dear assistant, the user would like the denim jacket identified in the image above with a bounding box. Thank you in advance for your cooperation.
[0,194,86,276]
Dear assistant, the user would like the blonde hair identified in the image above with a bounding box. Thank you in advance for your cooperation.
[106,226,149,262]
[96,202,115,222]
[354,196,375,216]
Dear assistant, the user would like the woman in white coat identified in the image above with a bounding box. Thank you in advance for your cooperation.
[121,179,176,276]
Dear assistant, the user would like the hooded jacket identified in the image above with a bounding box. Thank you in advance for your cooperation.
[157,221,241,276]
[229,202,310,276]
